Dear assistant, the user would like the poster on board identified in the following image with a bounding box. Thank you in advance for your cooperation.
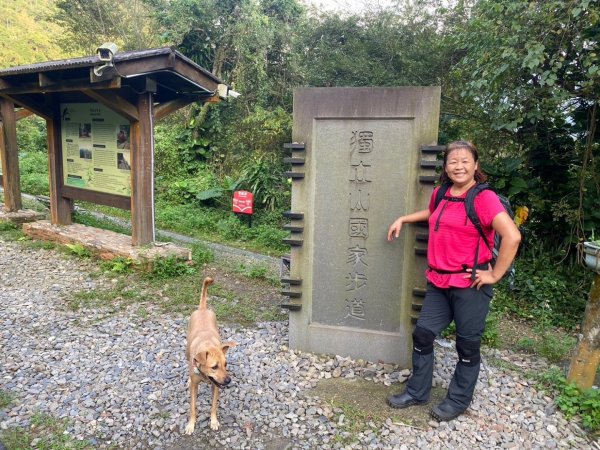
[61,103,131,196]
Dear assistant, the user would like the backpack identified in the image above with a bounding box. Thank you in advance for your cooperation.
[433,182,516,289]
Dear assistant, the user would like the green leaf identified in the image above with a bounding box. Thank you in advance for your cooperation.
[510,177,528,189]
[196,188,224,201]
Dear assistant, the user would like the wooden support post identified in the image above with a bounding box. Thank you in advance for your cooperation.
[46,104,72,224]
[0,98,22,211]
[567,272,600,390]
[130,92,155,246]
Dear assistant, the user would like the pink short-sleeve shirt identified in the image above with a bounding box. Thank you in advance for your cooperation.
[425,186,505,288]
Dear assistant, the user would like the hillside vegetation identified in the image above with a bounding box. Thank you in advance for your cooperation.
[0,0,71,68]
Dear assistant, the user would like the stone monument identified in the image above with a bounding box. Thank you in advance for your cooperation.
[282,87,441,366]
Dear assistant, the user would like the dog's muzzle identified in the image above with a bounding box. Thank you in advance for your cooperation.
[209,376,231,389]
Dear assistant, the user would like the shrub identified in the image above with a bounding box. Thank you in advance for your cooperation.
[537,368,600,433]
[494,252,591,330]
[191,242,215,266]
[517,330,576,364]
[240,152,289,211]
[147,255,195,279]
[16,115,47,153]
[19,151,49,195]
[100,257,138,274]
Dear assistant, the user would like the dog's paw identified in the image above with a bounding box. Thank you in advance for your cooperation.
[210,417,220,431]
[184,421,195,435]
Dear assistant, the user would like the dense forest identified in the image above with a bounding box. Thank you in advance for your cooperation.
[3,0,599,247]
[2,0,600,329]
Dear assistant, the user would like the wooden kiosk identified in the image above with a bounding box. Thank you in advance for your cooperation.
[0,47,226,255]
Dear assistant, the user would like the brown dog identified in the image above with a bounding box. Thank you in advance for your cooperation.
[185,277,236,434]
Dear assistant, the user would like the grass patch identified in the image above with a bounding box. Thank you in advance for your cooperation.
[516,329,576,364]
[0,389,15,409]
[233,261,279,286]
[0,221,24,241]
[0,411,93,450]
[99,257,138,274]
[66,266,286,326]
[309,379,443,446]
[65,278,149,312]
[155,200,288,256]
[64,242,93,258]
[75,202,131,221]
[330,402,385,446]
[72,210,131,235]
[20,239,57,251]
[494,254,591,331]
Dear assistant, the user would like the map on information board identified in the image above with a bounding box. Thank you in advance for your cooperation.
[61,103,131,196]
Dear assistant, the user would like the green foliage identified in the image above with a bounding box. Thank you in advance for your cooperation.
[240,151,288,211]
[159,172,220,204]
[449,0,600,247]
[0,389,14,409]
[147,255,195,279]
[493,251,592,330]
[190,242,215,266]
[517,330,576,364]
[236,262,275,283]
[100,257,138,274]
[16,116,47,153]
[19,151,49,196]
[72,210,131,235]
[537,368,600,433]
[0,221,25,241]
[64,242,92,258]
[0,411,93,450]
[154,117,213,179]
[53,0,159,54]
[0,221,19,232]
[0,0,70,68]
[155,200,288,255]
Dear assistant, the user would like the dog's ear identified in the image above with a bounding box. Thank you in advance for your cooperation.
[221,341,237,354]
[193,351,208,366]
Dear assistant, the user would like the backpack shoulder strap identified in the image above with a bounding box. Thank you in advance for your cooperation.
[465,183,492,249]
[434,182,452,209]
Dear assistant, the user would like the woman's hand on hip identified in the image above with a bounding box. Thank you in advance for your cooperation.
[465,265,499,289]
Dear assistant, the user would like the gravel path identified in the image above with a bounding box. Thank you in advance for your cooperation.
[0,237,595,449]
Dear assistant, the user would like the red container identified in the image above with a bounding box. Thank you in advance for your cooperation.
[233,190,254,215]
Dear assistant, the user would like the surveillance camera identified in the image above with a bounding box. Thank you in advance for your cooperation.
[216,84,241,99]
[217,84,229,98]
[96,42,119,62]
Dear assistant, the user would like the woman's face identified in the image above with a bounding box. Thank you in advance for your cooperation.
[444,148,477,186]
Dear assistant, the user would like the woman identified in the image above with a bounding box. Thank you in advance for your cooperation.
[386,141,521,421]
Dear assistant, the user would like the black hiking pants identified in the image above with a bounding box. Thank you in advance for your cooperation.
[406,282,492,410]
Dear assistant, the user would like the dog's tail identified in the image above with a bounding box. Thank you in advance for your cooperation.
[199,277,214,310]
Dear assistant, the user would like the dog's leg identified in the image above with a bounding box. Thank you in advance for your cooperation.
[209,384,220,431]
[184,378,199,434]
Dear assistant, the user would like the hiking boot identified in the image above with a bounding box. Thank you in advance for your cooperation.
[386,391,428,409]
[430,400,466,421]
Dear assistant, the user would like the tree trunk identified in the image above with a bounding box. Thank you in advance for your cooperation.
[567,272,600,390]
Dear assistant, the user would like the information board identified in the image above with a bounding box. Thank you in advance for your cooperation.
[61,103,131,196]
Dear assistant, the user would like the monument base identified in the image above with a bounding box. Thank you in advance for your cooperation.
[290,322,411,366]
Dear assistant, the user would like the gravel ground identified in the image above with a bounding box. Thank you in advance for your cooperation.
[0,237,596,449]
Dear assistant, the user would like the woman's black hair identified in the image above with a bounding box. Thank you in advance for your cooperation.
[439,140,488,184]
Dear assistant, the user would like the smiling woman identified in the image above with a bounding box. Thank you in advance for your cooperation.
[386,140,521,422]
